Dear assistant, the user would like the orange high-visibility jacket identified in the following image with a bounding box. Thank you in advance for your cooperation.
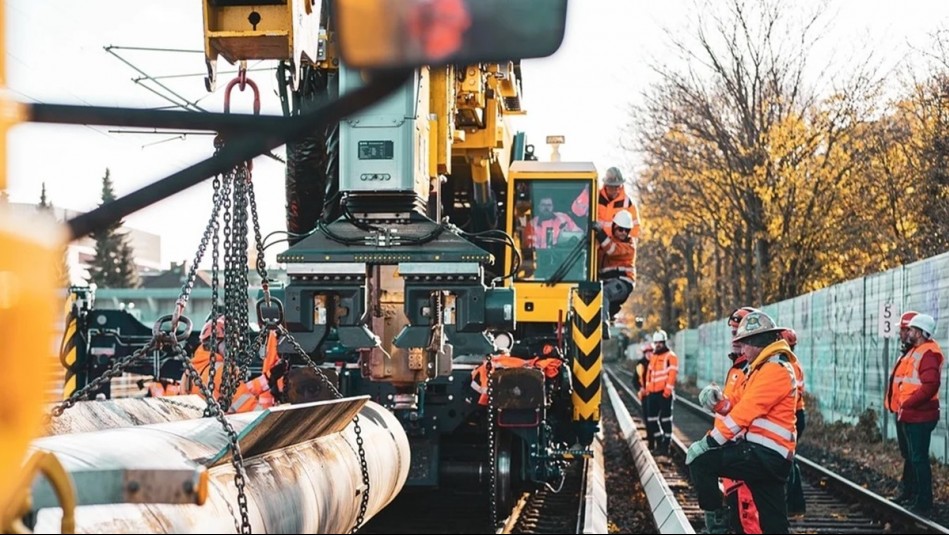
[598,233,636,283]
[708,339,800,460]
[530,213,580,249]
[470,354,562,406]
[645,348,678,397]
[886,339,944,422]
[791,357,805,412]
[182,345,230,399]
[596,187,640,238]
[713,360,750,416]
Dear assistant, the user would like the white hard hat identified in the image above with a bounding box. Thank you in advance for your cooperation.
[653,329,668,343]
[732,310,783,343]
[908,314,936,338]
[603,166,624,186]
[612,210,634,229]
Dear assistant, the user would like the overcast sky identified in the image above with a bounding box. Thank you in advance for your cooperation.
[6,0,949,267]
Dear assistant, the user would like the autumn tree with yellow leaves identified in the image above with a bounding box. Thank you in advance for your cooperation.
[626,0,948,332]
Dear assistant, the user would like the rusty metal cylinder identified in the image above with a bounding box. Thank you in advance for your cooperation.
[33,399,409,533]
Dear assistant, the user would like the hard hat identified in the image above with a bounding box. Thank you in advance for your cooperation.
[200,316,225,342]
[780,328,798,348]
[653,329,668,343]
[612,210,634,230]
[900,311,919,329]
[603,166,624,187]
[728,306,760,329]
[732,311,783,343]
[641,342,654,353]
[908,313,936,338]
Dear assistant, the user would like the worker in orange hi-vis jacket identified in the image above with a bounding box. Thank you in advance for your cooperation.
[780,327,807,517]
[698,306,763,533]
[595,167,640,238]
[687,310,800,534]
[594,210,637,320]
[885,312,943,515]
[181,318,285,413]
[643,329,677,455]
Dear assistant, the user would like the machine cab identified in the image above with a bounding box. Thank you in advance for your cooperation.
[505,161,599,324]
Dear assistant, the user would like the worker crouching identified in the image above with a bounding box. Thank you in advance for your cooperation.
[687,310,800,534]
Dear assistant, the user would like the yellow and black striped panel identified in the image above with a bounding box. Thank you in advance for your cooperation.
[570,281,602,422]
[60,294,78,400]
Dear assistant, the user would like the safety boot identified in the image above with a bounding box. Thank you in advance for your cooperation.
[702,508,730,534]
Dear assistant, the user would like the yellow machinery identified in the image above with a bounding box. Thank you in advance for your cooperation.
[1,1,586,532]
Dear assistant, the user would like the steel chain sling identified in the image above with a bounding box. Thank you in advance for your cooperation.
[276,326,371,532]
[487,360,499,530]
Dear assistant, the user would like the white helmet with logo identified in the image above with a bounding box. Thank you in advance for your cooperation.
[908,313,936,338]
[732,310,783,343]
[653,329,668,343]
[612,210,634,230]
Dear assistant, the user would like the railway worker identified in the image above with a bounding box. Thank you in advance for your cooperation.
[781,328,807,517]
[633,342,653,419]
[887,310,919,506]
[885,312,943,515]
[644,330,677,455]
[594,210,637,320]
[687,310,800,534]
[530,194,580,249]
[595,167,640,238]
[698,306,762,533]
[181,317,285,413]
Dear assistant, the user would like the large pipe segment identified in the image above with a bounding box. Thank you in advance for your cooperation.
[31,397,409,533]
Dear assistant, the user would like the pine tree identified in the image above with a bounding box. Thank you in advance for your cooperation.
[87,169,140,288]
[36,182,72,287]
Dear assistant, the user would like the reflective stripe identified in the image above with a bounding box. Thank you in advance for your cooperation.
[230,393,256,412]
[721,414,741,434]
[751,417,795,441]
[710,428,727,445]
[746,433,792,459]
[471,380,485,393]
[900,377,922,385]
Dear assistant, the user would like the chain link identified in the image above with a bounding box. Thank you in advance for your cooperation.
[276,326,370,531]
[487,360,498,530]
[49,340,160,417]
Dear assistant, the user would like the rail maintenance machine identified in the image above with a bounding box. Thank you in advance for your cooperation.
[44,0,604,527]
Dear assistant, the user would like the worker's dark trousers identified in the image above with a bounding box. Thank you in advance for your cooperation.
[690,442,792,534]
[645,392,665,450]
[902,420,937,509]
[646,393,673,453]
[786,409,807,513]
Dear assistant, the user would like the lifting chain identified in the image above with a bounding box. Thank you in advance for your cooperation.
[179,348,252,534]
[277,326,371,532]
[487,360,499,531]
[49,340,161,418]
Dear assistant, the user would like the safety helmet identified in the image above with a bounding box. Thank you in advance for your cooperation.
[780,328,798,348]
[732,311,783,343]
[908,313,936,338]
[653,329,668,343]
[612,210,634,230]
[200,316,225,342]
[603,167,624,187]
[727,306,760,329]
[900,311,919,329]
[641,342,654,354]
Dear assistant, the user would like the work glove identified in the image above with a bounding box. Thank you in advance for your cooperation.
[594,226,608,243]
[686,436,714,465]
[699,383,724,411]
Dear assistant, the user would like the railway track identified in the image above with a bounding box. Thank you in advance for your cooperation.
[605,365,949,534]
[358,437,606,534]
